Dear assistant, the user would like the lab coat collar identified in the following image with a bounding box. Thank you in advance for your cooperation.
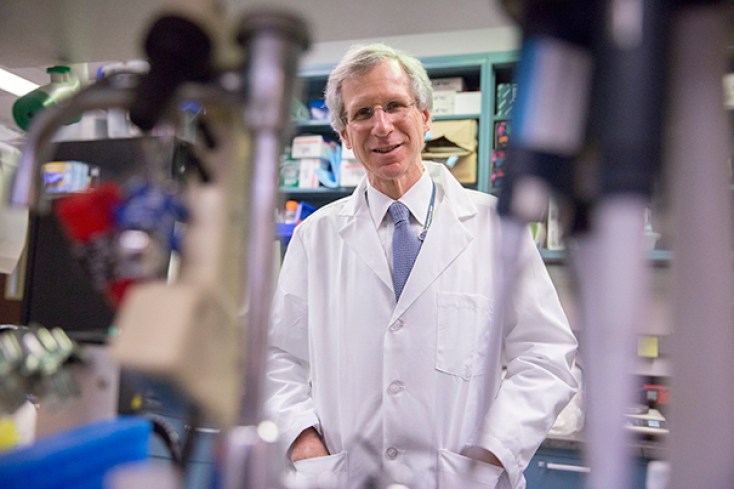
[338,162,476,315]
[364,169,433,228]
[339,161,477,219]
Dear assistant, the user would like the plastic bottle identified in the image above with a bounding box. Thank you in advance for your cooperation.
[283,200,299,223]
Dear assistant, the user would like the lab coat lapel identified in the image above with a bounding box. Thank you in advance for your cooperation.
[337,184,393,292]
[391,165,475,320]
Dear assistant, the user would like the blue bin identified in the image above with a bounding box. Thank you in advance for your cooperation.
[0,416,151,489]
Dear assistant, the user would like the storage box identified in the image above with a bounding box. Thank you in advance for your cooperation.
[298,158,327,188]
[292,135,333,159]
[453,92,482,115]
[279,159,300,188]
[432,90,456,116]
[0,417,150,489]
[339,160,365,187]
[431,77,465,92]
[496,83,517,117]
[422,119,478,184]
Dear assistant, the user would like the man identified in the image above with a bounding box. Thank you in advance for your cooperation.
[265,43,577,489]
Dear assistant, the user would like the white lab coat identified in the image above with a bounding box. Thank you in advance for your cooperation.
[266,162,578,489]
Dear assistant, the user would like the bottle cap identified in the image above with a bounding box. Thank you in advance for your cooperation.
[46,66,71,74]
[12,90,49,131]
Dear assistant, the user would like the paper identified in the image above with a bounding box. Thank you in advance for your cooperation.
[0,142,29,274]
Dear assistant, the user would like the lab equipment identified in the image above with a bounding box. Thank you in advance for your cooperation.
[495,2,734,489]
[8,6,310,489]
[12,66,81,132]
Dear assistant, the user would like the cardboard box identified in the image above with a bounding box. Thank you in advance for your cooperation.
[422,119,478,184]
[432,90,456,116]
[431,77,465,92]
[454,92,482,115]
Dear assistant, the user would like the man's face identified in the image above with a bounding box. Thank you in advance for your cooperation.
[339,59,431,195]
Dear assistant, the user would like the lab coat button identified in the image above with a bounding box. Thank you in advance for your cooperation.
[387,381,404,395]
[385,447,398,460]
[389,319,404,332]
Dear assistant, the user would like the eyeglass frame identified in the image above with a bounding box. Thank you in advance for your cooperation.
[341,99,419,127]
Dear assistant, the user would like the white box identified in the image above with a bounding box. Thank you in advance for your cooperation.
[292,135,331,159]
[431,77,464,92]
[339,160,365,187]
[454,92,482,115]
[432,90,455,116]
[298,158,325,188]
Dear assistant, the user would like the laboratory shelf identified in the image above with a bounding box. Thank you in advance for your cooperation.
[289,51,519,198]
[540,248,672,265]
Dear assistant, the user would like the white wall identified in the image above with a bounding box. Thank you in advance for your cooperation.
[302,27,521,67]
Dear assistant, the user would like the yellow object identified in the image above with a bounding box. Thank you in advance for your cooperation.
[637,336,659,358]
[0,417,19,452]
[131,394,143,411]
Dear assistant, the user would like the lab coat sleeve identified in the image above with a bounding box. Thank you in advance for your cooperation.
[478,230,578,488]
[264,228,321,451]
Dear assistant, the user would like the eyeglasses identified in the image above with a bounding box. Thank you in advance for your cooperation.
[344,100,417,127]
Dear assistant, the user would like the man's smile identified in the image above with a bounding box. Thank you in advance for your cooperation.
[372,143,402,154]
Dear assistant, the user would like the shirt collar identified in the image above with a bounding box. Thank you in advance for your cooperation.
[366,168,433,228]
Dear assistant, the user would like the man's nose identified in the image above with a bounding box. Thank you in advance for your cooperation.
[371,108,393,134]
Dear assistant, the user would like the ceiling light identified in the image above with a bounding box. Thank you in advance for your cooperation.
[0,67,40,96]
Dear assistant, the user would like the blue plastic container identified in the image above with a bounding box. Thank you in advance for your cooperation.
[0,416,151,489]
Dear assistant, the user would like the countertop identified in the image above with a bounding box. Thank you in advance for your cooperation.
[541,430,668,461]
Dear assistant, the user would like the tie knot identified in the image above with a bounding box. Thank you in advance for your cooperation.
[388,201,410,224]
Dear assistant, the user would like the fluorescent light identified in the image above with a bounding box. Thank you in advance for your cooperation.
[0,67,40,96]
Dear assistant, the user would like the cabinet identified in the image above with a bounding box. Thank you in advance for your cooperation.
[281,51,518,208]
[525,447,651,489]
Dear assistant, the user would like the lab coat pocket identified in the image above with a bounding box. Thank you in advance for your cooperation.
[292,451,347,489]
[436,292,492,378]
[437,449,504,489]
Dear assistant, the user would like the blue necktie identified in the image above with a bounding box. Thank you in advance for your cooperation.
[389,201,421,301]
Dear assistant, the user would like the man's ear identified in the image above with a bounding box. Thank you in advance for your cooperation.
[422,108,431,133]
[340,129,352,149]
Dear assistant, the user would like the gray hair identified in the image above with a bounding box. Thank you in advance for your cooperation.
[324,43,433,134]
